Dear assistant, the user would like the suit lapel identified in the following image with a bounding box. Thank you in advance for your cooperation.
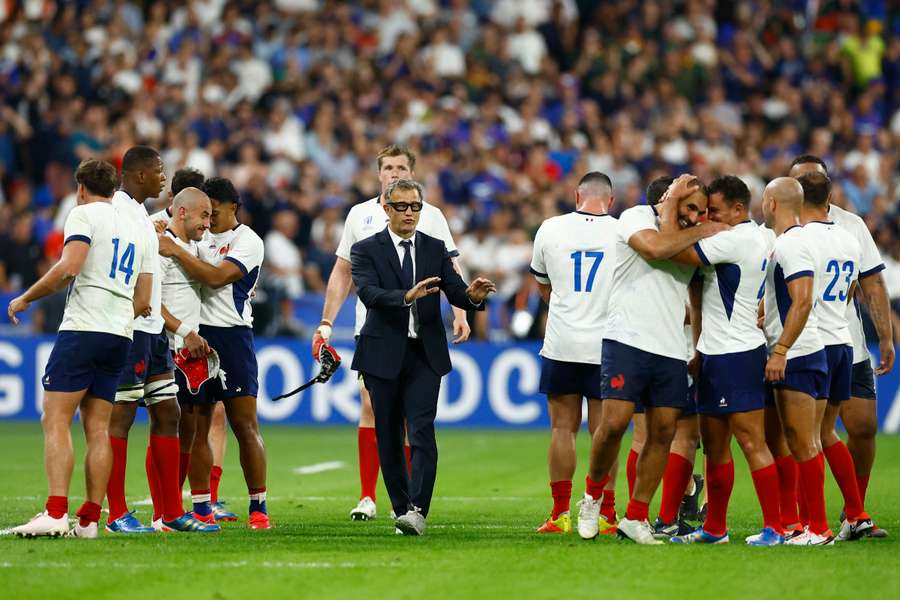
[377,228,405,285]
[414,231,426,284]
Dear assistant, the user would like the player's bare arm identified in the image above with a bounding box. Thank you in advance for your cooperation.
[765,275,814,382]
[158,234,243,289]
[687,278,703,378]
[536,282,551,304]
[132,272,152,318]
[7,239,90,324]
[628,221,727,262]
[858,272,895,374]
[161,304,210,358]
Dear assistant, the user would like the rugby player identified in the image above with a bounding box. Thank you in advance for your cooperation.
[795,172,874,541]
[529,172,618,535]
[789,156,892,538]
[157,176,270,529]
[9,159,152,538]
[107,147,218,533]
[761,177,833,546]
[582,175,727,544]
[313,144,470,521]
[661,176,783,545]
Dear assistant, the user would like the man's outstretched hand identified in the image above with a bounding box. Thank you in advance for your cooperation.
[466,277,497,304]
[405,277,441,304]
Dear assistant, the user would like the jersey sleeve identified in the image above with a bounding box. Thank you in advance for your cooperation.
[694,229,739,265]
[618,207,657,244]
[529,224,550,284]
[428,206,459,257]
[138,235,154,275]
[775,234,815,282]
[62,206,93,246]
[853,218,885,278]
[226,230,265,274]
[335,206,358,262]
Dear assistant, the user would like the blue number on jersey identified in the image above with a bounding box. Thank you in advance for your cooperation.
[756,258,767,300]
[823,259,854,302]
[109,238,136,285]
[570,250,604,292]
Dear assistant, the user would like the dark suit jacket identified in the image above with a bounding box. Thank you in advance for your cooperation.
[350,228,483,379]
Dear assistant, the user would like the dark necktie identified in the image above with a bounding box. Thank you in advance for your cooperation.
[400,240,414,289]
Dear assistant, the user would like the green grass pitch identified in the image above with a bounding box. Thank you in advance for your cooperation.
[0,422,899,599]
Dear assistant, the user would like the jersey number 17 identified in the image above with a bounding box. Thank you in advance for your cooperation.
[570,250,604,292]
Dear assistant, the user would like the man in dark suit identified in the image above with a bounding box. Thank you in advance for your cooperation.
[350,179,497,535]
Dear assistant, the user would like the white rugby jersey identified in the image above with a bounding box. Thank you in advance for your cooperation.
[804,220,861,347]
[694,221,769,355]
[199,224,264,328]
[763,225,824,359]
[150,206,173,225]
[829,204,885,363]
[335,197,458,335]
[59,201,151,339]
[160,229,202,349]
[112,191,164,334]
[531,211,618,364]
[604,205,696,360]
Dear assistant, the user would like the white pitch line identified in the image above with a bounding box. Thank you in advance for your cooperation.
[292,461,346,475]
[0,560,391,570]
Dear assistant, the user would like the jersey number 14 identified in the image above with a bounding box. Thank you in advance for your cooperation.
[570,251,604,292]
[109,238,136,284]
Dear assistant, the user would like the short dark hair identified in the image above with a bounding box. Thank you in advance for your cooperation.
[376,144,416,172]
[74,159,118,197]
[121,146,161,172]
[171,168,205,196]
[796,172,831,207]
[578,171,613,190]
[202,176,240,205]
[384,179,424,203]
[646,176,675,205]
[789,154,828,174]
[707,175,751,208]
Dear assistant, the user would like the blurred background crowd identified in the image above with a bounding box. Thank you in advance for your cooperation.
[1,0,900,342]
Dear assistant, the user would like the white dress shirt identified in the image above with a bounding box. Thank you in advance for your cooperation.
[387,227,419,338]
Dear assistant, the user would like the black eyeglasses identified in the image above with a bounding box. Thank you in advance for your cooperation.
[387,202,423,212]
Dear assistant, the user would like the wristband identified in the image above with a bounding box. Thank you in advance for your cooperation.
[317,324,333,341]
[176,323,192,339]
[320,318,333,327]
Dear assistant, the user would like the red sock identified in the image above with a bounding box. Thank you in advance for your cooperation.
[404,445,412,477]
[585,474,608,501]
[798,456,829,535]
[658,453,693,524]
[178,452,191,488]
[151,434,184,522]
[145,445,163,521]
[106,435,129,523]
[626,449,639,499]
[601,488,616,522]
[704,461,734,537]
[750,464,783,534]
[76,501,102,527]
[774,455,800,529]
[45,496,68,519]
[857,474,870,505]
[550,480,572,519]
[358,427,379,500]
[210,465,223,504]
[625,498,649,522]
[823,441,868,521]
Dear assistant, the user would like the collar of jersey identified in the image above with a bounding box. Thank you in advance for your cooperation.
[784,224,802,233]
[575,210,610,217]
[808,220,834,225]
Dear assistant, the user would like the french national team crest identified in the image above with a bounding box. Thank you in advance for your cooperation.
[134,359,146,377]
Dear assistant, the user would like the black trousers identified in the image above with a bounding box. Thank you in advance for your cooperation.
[362,338,441,518]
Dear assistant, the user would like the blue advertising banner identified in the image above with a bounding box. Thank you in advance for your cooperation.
[1,336,899,431]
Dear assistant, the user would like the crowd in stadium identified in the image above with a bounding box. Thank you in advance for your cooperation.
[1,0,900,340]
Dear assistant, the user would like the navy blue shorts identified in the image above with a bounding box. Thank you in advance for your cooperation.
[772,350,827,400]
[117,330,175,390]
[698,345,767,416]
[850,359,876,400]
[42,331,132,402]
[635,383,697,416]
[600,340,689,410]
[539,357,603,399]
[823,344,853,404]
[198,325,258,401]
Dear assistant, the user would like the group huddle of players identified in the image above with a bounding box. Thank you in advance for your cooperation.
[10,146,269,537]
[6,143,893,545]
[530,157,894,545]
